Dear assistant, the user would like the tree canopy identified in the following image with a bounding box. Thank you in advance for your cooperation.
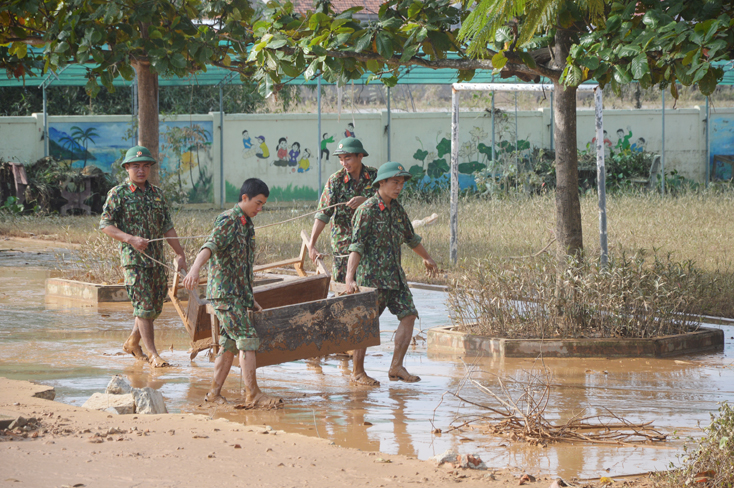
[2,0,254,93]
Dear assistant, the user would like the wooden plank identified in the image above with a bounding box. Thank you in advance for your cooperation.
[254,273,330,310]
[254,258,303,272]
[300,229,330,276]
[253,288,380,367]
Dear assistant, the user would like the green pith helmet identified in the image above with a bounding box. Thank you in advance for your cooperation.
[122,145,157,166]
[372,162,412,186]
[333,137,368,157]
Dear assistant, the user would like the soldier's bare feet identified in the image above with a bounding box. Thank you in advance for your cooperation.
[350,372,380,386]
[122,337,148,361]
[205,391,228,404]
[388,367,421,383]
[247,392,284,408]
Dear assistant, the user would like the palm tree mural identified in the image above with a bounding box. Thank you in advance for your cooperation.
[58,134,77,160]
[70,126,100,168]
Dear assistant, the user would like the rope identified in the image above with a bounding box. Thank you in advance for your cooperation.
[145,202,347,243]
[135,202,349,272]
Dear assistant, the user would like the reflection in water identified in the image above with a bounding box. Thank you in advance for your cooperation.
[1,253,733,479]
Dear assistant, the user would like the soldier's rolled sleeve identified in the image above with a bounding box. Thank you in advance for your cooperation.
[99,189,119,230]
[314,212,331,224]
[406,233,422,249]
[348,242,364,256]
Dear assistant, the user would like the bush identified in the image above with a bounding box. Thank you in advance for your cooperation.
[656,402,734,487]
[448,251,703,339]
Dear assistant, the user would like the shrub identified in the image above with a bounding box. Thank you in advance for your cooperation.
[448,251,702,339]
[656,402,734,487]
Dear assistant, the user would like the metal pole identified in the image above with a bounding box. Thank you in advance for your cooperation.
[549,91,554,151]
[594,88,608,267]
[317,76,322,193]
[219,84,224,208]
[491,92,496,162]
[387,86,391,160]
[705,96,710,187]
[661,90,665,195]
[43,85,48,157]
[514,91,518,186]
[450,88,459,265]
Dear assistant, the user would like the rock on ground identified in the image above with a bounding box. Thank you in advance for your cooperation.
[82,393,136,415]
[132,387,168,414]
[105,375,131,395]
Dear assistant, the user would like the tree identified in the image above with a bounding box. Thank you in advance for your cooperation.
[246,0,729,257]
[2,0,254,183]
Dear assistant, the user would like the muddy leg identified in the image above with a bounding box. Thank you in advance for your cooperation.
[122,321,147,361]
[206,351,234,404]
[136,317,159,357]
[351,348,380,386]
[242,351,283,407]
[388,315,420,383]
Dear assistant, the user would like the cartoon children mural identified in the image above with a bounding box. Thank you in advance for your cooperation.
[298,149,311,173]
[630,137,646,153]
[289,142,301,171]
[255,136,269,159]
[321,133,334,162]
[616,128,633,152]
[344,123,355,138]
[242,130,252,149]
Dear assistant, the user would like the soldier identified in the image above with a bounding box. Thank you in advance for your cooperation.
[345,162,438,385]
[100,145,187,368]
[182,178,282,407]
[307,137,377,284]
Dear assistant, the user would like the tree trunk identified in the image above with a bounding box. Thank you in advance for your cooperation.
[133,58,160,185]
[552,30,583,257]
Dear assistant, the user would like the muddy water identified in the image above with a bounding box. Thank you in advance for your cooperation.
[2,241,734,480]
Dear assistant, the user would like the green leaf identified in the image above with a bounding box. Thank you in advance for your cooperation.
[630,54,649,79]
[642,11,660,29]
[149,28,163,40]
[170,52,187,68]
[354,31,372,52]
[408,2,422,19]
[268,37,288,49]
[578,56,600,70]
[400,44,419,62]
[85,77,100,98]
[457,69,475,82]
[413,149,428,161]
[55,41,69,53]
[613,65,632,84]
[491,51,507,70]
[681,49,697,66]
[617,45,641,57]
[517,52,536,69]
[382,75,398,87]
[380,17,402,30]
[495,26,512,43]
[304,59,319,79]
[375,32,393,59]
[366,59,381,73]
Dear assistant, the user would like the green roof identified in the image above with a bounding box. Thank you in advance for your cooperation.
[2,58,731,89]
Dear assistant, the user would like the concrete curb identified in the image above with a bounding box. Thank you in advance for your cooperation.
[427,325,725,358]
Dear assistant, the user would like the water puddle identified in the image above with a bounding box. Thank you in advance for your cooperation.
[1,240,733,480]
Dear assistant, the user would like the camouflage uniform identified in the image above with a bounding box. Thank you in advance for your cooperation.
[200,204,260,355]
[315,165,377,282]
[348,193,421,320]
[99,179,173,319]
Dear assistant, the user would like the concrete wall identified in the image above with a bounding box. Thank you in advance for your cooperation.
[1,106,730,204]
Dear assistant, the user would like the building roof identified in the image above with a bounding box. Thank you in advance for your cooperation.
[291,0,381,17]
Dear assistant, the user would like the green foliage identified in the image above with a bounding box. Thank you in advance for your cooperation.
[657,402,734,487]
[3,0,255,92]
[1,196,25,215]
[567,0,733,95]
[449,250,703,339]
[267,184,319,202]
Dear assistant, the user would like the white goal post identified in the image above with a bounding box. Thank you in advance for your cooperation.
[449,83,608,266]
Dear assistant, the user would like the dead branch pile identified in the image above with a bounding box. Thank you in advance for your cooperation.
[436,361,667,447]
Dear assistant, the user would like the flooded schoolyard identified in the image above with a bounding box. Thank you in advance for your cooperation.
[1,238,733,481]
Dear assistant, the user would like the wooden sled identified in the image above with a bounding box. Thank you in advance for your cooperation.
[168,230,380,365]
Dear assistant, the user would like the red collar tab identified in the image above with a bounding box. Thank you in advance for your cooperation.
[129,184,136,192]
[343,174,349,184]
[240,215,247,226]
[365,172,370,180]
[378,201,385,211]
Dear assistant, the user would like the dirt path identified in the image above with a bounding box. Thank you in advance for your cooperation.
[0,377,656,488]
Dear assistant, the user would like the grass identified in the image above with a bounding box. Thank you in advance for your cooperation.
[3,189,734,317]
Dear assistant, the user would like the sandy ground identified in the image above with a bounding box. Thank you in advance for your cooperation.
[0,378,656,488]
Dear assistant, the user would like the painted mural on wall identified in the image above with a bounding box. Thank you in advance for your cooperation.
[49,120,214,202]
[710,115,734,181]
[227,124,357,202]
